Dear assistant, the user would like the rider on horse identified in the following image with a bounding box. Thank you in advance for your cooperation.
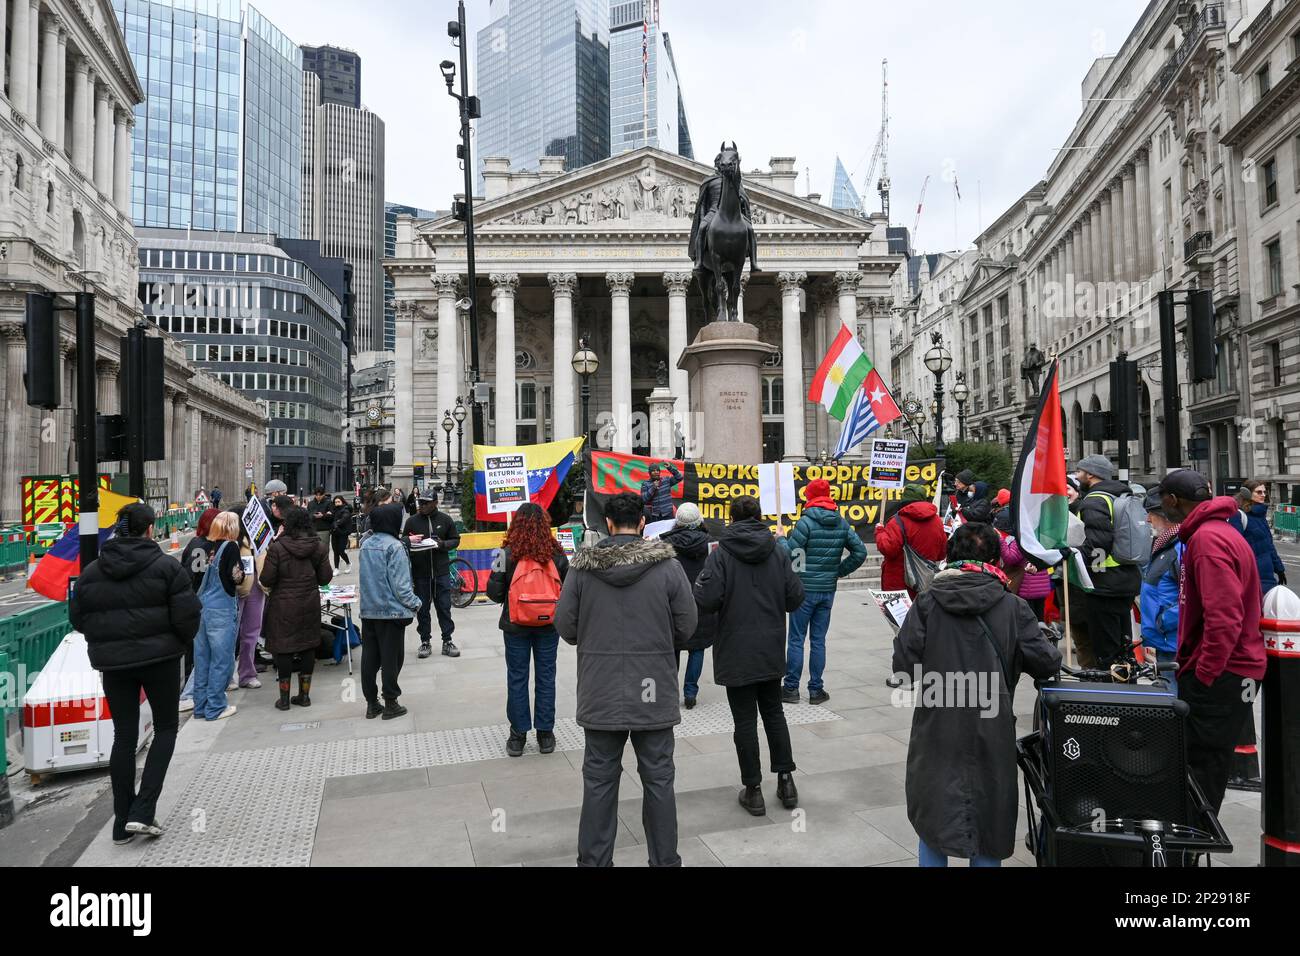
[688,147,761,274]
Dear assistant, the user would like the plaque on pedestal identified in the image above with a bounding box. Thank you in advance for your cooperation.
[677,322,778,465]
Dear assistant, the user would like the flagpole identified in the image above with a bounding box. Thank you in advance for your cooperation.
[1062,564,1075,669]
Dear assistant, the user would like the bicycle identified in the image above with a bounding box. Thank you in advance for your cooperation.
[448,556,478,608]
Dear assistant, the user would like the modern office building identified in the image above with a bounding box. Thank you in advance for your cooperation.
[301,43,360,108]
[301,69,385,353]
[610,0,691,158]
[113,0,303,237]
[476,0,610,188]
[830,156,863,213]
[383,202,440,352]
[136,228,349,491]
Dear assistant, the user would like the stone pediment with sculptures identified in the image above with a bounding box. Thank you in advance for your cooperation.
[481,157,811,230]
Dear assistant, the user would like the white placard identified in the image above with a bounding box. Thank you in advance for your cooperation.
[869,588,914,633]
[242,494,273,556]
[757,462,797,516]
[484,453,529,515]
[868,439,908,490]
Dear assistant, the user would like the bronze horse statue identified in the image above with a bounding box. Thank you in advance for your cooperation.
[689,143,760,323]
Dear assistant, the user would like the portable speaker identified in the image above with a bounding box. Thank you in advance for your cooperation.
[1039,682,1190,866]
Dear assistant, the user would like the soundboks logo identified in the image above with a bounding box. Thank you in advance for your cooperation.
[1063,714,1121,726]
[49,886,151,936]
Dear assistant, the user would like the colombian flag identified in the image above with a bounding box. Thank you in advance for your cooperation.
[28,489,141,601]
[472,437,585,524]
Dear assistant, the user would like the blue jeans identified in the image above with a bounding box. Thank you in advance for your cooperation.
[1155,648,1178,695]
[504,628,559,733]
[678,649,704,700]
[192,605,238,720]
[785,590,835,693]
[918,838,1001,868]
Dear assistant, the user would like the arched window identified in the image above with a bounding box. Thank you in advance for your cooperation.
[46,182,55,215]
[72,211,86,268]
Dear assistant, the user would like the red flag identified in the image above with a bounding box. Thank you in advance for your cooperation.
[862,368,902,429]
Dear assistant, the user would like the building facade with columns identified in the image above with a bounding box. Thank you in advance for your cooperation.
[385,148,902,479]
[1,0,268,523]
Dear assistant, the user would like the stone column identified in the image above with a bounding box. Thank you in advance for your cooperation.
[432,273,462,452]
[490,273,519,446]
[1109,179,1124,292]
[171,392,189,504]
[26,0,38,122]
[778,271,808,461]
[1135,148,1152,277]
[10,0,32,118]
[392,301,415,482]
[663,272,691,456]
[832,271,861,452]
[548,273,577,441]
[606,272,634,454]
[1122,163,1139,283]
[71,58,91,176]
[94,88,113,194]
[1080,215,1093,287]
[1097,190,1113,285]
[0,0,7,112]
[113,111,132,211]
[55,27,67,151]
[39,13,60,138]
[1063,234,1075,312]
[1,325,31,524]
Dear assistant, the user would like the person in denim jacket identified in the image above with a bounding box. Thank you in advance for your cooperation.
[359,503,422,720]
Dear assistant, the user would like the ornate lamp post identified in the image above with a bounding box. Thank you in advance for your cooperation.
[442,410,455,494]
[952,372,969,444]
[427,431,438,493]
[453,397,467,481]
[572,336,600,493]
[923,332,953,468]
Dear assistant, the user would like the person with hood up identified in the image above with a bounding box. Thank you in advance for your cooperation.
[556,492,697,867]
[70,502,202,845]
[695,496,806,817]
[358,503,423,720]
[954,470,989,509]
[259,506,332,710]
[1229,480,1286,599]
[1070,454,1142,669]
[659,502,716,709]
[1139,490,1182,693]
[778,479,866,704]
[892,522,1062,866]
[1158,469,1265,813]
[874,483,946,600]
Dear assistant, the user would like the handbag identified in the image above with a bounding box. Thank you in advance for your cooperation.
[893,515,940,593]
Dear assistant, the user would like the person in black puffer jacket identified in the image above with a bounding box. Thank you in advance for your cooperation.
[695,496,805,817]
[330,495,354,572]
[69,502,201,846]
[659,502,716,709]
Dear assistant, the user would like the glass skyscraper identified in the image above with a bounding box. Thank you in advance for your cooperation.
[114,0,302,238]
[609,0,691,158]
[476,0,610,188]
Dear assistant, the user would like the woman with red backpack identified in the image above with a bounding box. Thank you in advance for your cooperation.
[487,502,570,758]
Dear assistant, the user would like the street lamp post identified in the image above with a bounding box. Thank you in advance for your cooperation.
[923,331,954,472]
[442,3,484,446]
[952,371,969,444]
[453,396,467,482]
[442,410,455,495]
[427,431,438,493]
[571,337,599,494]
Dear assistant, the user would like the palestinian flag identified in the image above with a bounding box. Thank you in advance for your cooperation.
[1010,360,1093,589]
[809,324,873,420]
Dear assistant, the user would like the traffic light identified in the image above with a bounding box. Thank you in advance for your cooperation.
[365,445,378,466]
[452,199,468,221]
[119,329,166,461]
[24,292,61,409]
[1187,289,1217,383]
[1109,357,1139,440]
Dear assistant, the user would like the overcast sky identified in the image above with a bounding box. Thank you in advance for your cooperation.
[254,0,1149,250]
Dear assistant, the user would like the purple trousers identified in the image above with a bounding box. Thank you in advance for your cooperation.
[236,584,265,685]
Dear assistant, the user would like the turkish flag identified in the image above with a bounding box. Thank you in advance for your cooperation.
[862,368,902,428]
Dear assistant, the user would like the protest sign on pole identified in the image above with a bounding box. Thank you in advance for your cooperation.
[483,453,529,516]
[868,439,908,490]
[242,494,273,556]
[757,462,796,528]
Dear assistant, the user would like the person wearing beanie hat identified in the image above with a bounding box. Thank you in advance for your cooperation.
[777,479,867,705]
[1069,453,1142,669]
[954,470,989,507]
[660,501,716,709]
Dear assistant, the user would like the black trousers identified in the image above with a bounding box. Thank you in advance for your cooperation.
[1179,670,1254,814]
[1024,596,1047,623]
[1068,589,1132,668]
[331,532,350,568]
[725,679,796,787]
[577,727,680,867]
[413,574,455,643]
[102,658,181,837]
[274,652,316,683]
[361,618,407,704]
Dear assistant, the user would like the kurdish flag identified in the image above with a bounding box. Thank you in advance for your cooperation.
[472,437,585,524]
[29,489,141,602]
[809,324,874,420]
[1010,361,1092,589]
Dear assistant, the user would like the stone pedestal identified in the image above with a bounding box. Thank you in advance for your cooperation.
[677,322,778,465]
[647,387,677,460]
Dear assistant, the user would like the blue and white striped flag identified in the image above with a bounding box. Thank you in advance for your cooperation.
[833,388,881,460]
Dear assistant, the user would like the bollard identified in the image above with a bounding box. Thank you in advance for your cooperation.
[1262,586,1300,866]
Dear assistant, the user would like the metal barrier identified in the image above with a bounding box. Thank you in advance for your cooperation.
[0,527,26,576]
[1277,505,1300,539]
[0,602,71,776]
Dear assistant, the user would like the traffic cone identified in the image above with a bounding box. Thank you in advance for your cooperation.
[169,530,181,552]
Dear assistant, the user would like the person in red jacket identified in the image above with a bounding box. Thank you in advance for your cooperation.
[1158,469,1265,813]
[875,484,947,598]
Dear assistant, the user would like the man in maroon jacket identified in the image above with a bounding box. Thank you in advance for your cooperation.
[1158,469,1265,813]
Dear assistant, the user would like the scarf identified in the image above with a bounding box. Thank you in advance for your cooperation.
[952,560,1011,589]
[1153,525,1180,555]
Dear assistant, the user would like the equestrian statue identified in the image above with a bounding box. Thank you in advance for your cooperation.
[689,142,761,323]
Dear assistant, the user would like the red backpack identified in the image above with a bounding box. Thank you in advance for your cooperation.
[508,557,563,626]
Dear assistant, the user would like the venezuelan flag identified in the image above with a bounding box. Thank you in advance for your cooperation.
[472,437,585,524]
[28,489,141,602]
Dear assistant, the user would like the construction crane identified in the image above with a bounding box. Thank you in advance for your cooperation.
[912,175,931,248]
[876,59,890,221]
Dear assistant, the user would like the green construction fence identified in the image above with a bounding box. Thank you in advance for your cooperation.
[0,602,72,777]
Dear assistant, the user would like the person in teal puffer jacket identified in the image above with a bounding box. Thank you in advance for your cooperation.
[778,478,866,704]
[1139,492,1182,693]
